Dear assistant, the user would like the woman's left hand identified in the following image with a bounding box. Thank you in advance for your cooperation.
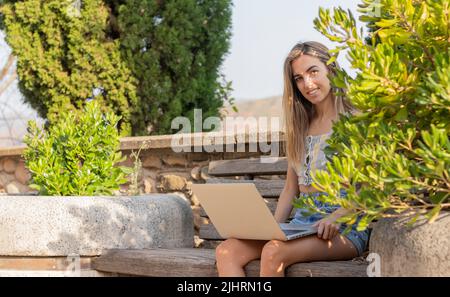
[312,215,341,241]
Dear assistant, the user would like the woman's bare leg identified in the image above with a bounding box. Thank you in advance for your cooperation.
[259,235,358,277]
[216,238,266,277]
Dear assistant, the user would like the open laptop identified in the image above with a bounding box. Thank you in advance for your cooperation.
[191,183,317,241]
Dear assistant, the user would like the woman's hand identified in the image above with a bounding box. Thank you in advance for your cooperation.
[313,216,341,241]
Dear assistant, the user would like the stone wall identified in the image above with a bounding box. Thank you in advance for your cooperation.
[0,131,286,248]
[0,156,31,194]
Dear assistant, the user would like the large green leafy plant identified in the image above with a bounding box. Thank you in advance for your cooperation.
[295,0,449,231]
[23,101,130,196]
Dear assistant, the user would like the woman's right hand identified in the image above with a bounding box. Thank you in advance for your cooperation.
[313,215,341,241]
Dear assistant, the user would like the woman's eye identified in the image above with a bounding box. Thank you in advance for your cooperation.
[295,77,303,82]
[311,70,318,75]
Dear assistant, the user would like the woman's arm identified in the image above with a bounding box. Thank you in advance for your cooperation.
[274,165,300,223]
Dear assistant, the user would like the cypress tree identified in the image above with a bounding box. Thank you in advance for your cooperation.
[110,0,232,134]
[0,0,232,135]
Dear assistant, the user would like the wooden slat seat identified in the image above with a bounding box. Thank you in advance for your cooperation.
[208,157,288,177]
[93,248,368,277]
[199,224,226,240]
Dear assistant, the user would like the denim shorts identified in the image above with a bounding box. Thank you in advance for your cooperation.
[289,189,370,256]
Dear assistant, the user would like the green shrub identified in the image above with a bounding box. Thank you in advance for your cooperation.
[23,100,131,196]
[295,0,449,231]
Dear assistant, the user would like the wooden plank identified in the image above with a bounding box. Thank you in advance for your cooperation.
[93,248,218,277]
[199,198,279,217]
[93,248,368,277]
[206,179,285,198]
[208,158,288,177]
[246,259,368,277]
[199,224,224,240]
[0,256,94,271]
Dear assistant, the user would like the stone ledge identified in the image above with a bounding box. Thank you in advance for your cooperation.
[0,146,26,157]
[0,131,285,157]
[121,130,285,152]
[0,194,193,256]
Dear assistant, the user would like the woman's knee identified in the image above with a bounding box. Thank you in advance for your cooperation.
[216,238,243,261]
[260,240,287,264]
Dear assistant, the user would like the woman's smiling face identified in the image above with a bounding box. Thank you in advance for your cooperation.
[291,54,331,105]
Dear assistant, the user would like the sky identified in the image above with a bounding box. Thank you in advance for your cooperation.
[0,30,42,146]
[222,0,364,101]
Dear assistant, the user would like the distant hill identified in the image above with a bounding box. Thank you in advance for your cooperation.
[219,95,283,132]
[221,95,282,118]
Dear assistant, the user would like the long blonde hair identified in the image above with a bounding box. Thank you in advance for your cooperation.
[282,41,355,169]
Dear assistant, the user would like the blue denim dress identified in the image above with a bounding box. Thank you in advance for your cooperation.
[289,189,370,256]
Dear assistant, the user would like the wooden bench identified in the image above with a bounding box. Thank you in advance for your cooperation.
[93,248,367,277]
[93,157,368,277]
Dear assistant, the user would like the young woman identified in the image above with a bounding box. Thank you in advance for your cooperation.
[215,41,370,277]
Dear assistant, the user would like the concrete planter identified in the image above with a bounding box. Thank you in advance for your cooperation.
[369,211,450,276]
[0,194,194,256]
